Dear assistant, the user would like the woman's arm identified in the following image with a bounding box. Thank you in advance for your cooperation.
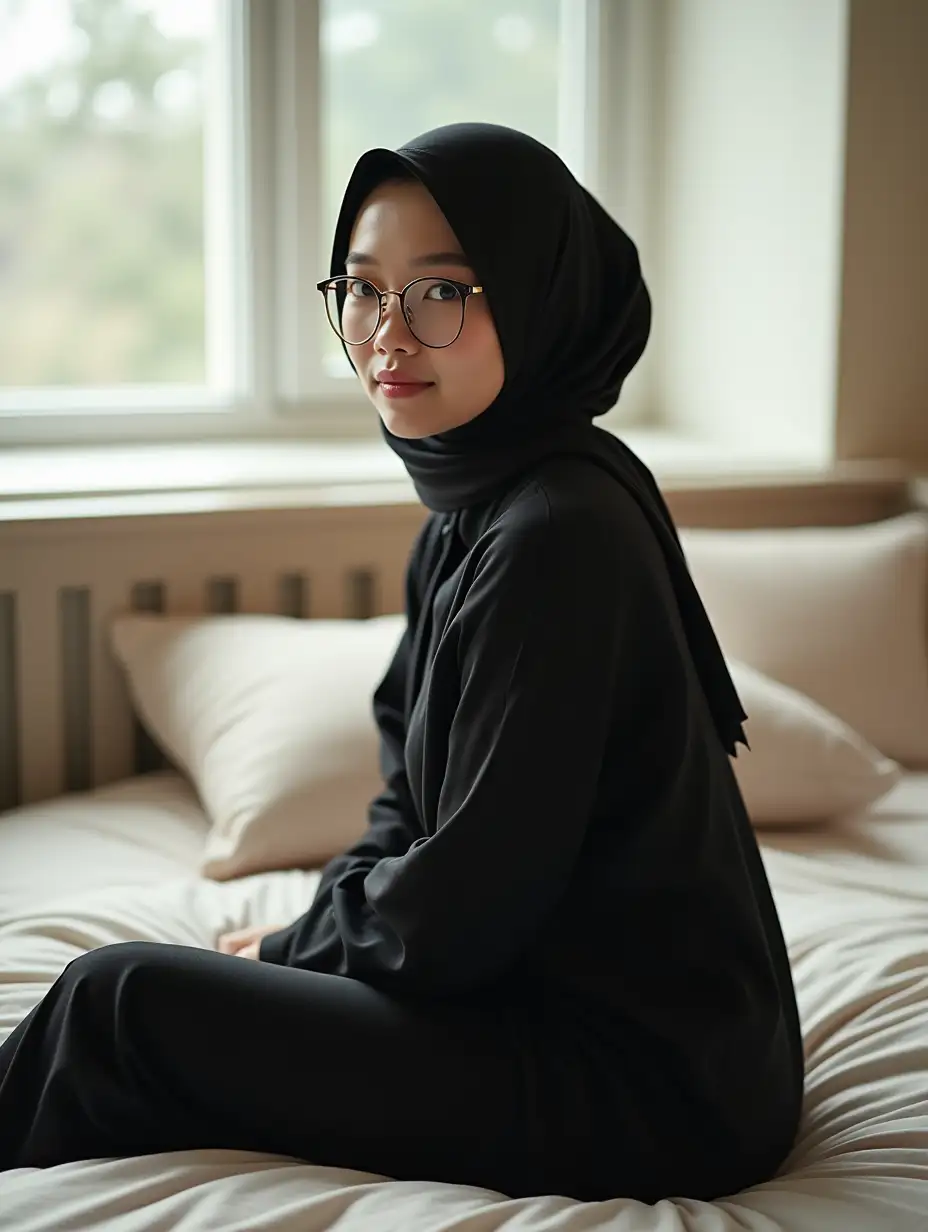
[262,505,631,998]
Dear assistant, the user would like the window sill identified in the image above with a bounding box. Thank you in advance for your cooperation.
[0,429,916,524]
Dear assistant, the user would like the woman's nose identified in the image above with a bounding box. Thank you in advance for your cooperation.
[373,292,419,353]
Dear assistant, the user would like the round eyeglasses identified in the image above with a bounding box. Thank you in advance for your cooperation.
[316,276,484,348]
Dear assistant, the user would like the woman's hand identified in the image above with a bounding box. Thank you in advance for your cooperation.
[216,923,286,960]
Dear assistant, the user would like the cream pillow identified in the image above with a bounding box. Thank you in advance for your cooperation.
[680,512,928,768]
[729,659,902,824]
[110,613,406,880]
[111,613,903,882]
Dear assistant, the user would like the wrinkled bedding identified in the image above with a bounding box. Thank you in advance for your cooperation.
[1,770,927,1231]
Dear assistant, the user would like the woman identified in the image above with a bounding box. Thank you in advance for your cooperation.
[0,123,804,1203]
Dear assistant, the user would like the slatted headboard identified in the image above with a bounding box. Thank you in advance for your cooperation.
[0,470,916,814]
[0,499,426,812]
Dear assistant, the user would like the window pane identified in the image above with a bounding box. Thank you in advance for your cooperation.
[0,0,217,388]
[320,0,560,375]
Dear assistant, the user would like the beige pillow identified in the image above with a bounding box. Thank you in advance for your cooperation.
[681,512,928,768]
[729,660,902,825]
[111,612,903,882]
[110,613,406,880]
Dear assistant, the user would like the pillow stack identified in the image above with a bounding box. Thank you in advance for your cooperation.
[109,512,928,879]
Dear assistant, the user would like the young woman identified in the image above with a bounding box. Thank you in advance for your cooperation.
[0,123,804,1204]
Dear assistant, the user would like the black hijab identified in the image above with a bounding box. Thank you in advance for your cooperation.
[330,123,748,757]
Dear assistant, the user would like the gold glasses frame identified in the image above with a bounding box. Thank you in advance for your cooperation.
[316,275,485,348]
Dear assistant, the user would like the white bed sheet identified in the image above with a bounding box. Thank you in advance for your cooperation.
[1,770,926,1231]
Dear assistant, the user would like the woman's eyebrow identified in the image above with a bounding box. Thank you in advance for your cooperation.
[345,250,472,268]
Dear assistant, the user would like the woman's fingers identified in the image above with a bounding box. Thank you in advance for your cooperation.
[216,924,286,955]
[217,927,258,954]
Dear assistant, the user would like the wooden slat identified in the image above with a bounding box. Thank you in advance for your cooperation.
[0,593,19,811]
[374,558,405,616]
[205,575,239,614]
[278,572,308,619]
[306,567,344,619]
[127,578,169,775]
[236,570,281,615]
[345,568,377,619]
[160,574,202,616]
[60,587,92,793]
[16,583,64,805]
[131,581,166,615]
[90,577,135,788]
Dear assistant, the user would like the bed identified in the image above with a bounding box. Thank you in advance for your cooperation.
[1,483,927,1230]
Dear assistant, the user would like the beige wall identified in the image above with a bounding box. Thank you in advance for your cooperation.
[646,0,927,473]
[835,0,928,467]
[649,0,848,468]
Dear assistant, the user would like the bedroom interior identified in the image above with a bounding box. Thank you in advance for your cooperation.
[2,0,928,1229]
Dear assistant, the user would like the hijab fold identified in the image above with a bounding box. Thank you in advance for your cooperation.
[331,123,749,757]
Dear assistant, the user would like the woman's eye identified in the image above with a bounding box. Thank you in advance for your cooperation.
[346,279,375,297]
[425,281,459,302]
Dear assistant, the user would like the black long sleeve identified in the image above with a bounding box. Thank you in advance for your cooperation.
[261,498,626,997]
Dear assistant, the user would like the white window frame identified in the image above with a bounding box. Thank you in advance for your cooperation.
[0,0,650,448]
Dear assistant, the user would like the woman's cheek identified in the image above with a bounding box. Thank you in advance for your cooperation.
[456,318,505,387]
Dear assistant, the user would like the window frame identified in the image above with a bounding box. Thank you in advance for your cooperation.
[0,0,648,447]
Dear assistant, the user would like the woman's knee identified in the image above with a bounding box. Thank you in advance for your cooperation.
[57,941,185,1019]
[63,940,168,981]
[52,942,199,1057]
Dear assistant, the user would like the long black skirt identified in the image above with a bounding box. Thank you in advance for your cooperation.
[0,941,781,1202]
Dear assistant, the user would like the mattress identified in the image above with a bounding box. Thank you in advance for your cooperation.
[1,770,927,1231]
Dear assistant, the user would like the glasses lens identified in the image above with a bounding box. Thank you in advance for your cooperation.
[323,278,466,346]
[325,278,380,344]
[404,279,465,347]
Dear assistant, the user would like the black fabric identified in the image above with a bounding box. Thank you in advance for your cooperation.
[330,122,749,758]
[0,928,793,1202]
[254,456,805,1198]
[0,941,606,1198]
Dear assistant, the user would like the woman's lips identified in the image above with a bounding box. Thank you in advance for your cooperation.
[378,380,434,399]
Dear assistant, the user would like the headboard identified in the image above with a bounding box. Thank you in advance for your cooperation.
[0,471,916,813]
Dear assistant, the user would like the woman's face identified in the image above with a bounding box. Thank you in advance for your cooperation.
[343,178,505,438]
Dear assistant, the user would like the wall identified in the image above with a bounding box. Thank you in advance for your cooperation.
[650,0,848,467]
[835,0,928,466]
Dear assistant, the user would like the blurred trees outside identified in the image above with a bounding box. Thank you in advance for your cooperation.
[0,0,558,390]
[0,0,209,386]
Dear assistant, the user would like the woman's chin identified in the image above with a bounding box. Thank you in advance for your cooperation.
[377,392,446,439]
[382,420,434,440]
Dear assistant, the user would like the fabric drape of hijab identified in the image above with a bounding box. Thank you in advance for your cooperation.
[328,122,748,758]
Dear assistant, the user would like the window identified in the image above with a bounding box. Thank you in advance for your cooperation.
[0,0,632,445]
[0,0,242,436]
[0,0,220,388]
[1,1,856,471]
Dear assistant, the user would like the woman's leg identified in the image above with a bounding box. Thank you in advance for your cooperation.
[0,942,544,1195]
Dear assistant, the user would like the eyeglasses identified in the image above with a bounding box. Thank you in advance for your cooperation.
[316,275,485,348]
